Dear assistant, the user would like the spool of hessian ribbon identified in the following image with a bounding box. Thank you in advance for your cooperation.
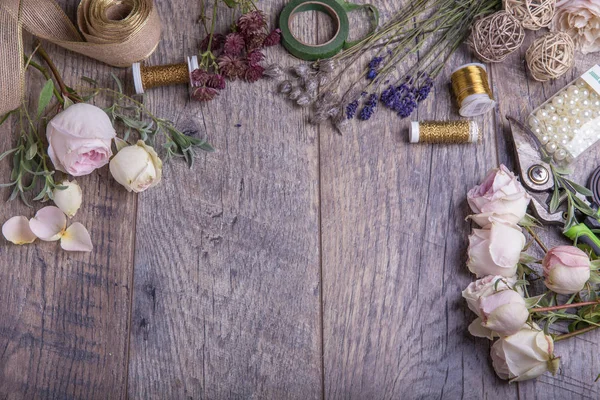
[279,0,379,61]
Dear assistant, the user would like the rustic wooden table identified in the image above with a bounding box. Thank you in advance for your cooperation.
[1,0,599,399]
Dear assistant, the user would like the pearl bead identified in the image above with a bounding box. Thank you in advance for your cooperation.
[581,89,590,99]
[538,109,550,120]
[528,116,541,127]
[581,110,593,119]
[546,141,558,153]
[577,79,588,88]
[552,96,565,107]
[545,104,557,113]
[572,117,583,126]
[592,99,600,108]
[540,135,550,144]
[560,116,570,124]
[567,99,578,108]
[591,92,599,100]
[555,149,568,161]
[567,86,581,98]
[546,125,555,134]
[550,114,559,124]
[581,99,591,108]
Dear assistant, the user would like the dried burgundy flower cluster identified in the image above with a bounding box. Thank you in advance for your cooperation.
[192,10,281,102]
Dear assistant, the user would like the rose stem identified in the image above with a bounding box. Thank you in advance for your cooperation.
[530,300,600,313]
[554,325,599,342]
[525,226,548,253]
[35,41,83,103]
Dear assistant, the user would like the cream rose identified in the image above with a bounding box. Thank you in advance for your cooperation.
[47,103,116,176]
[462,275,529,338]
[109,141,162,193]
[467,217,526,278]
[467,164,531,227]
[551,0,600,54]
[543,245,591,294]
[491,325,560,382]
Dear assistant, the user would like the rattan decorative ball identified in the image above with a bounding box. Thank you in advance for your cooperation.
[469,11,525,63]
[526,32,575,82]
[504,0,556,31]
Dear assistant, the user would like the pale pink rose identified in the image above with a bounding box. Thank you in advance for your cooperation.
[47,103,116,176]
[491,325,560,382]
[462,276,529,338]
[543,245,591,294]
[552,0,600,54]
[467,164,531,226]
[467,217,526,278]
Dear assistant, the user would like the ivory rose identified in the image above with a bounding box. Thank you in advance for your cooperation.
[552,0,600,54]
[462,276,529,338]
[543,245,591,294]
[47,103,116,176]
[491,325,560,382]
[467,164,531,227]
[109,141,162,193]
[467,217,526,278]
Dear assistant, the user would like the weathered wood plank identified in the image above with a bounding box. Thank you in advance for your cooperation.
[491,31,600,400]
[126,1,323,398]
[0,2,136,398]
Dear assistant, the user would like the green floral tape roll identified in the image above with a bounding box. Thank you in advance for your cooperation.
[279,0,378,61]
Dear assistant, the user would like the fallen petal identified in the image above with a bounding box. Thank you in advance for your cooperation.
[60,222,93,252]
[52,180,83,218]
[29,206,67,241]
[2,216,37,244]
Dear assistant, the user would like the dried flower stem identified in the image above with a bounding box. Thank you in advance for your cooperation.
[36,41,82,103]
[554,325,599,342]
[530,300,600,313]
[525,226,548,253]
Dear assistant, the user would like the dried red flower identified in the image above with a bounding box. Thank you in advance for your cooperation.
[246,50,265,66]
[245,33,267,52]
[206,74,226,90]
[217,55,247,80]
[244,64,264,82]
[192,86,219,102]
[237,10,266,35]
[263,28,281,47]
[200,33,225,52]
[191,68,209,86]
[223,32,245,56]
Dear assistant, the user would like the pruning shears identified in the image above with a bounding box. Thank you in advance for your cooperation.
[507,116,600,255]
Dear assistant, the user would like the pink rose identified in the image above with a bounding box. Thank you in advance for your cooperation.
[552,0,600,54]
[467,164,531,227]
[467,217,526,278]
[543,245,591,294]
[47,103,116,176]
[462,276,529,338]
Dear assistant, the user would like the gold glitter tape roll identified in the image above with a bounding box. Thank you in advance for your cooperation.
[132,56,198,94]
[409,120,480,144]
[450,63,496,117]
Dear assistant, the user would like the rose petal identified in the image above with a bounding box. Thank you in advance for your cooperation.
[2,216,37,244]
[29,206,67,241]
[60,222,93,252]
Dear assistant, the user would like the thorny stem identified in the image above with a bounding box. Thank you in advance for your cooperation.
[36,41,83,103]
[554,325,599,342]
[525,226,549,253]
[530,300,600,313]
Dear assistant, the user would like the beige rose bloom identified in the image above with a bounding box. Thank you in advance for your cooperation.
[551,0,600,54]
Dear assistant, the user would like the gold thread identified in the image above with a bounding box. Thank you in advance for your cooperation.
[140,63,190,90]
[450,65,494,108]
[418,121,478,144]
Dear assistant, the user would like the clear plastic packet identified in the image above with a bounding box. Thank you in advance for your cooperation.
[528,65,600,164]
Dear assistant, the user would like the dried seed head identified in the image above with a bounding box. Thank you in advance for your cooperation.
[264,64,284,80]
[288,88,303,100]
[304,78,318,93]
[318,73,330,86]
[278,80,293,94]
[318,59,337,73]
[292,64,311,78]
[327,106,341,118]
[310,111,329,124]
[297,95,311,107]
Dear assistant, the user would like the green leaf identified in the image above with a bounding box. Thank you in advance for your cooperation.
[0,147,18,162]
[25,144,37,160]
[81,76,98,86]
[0,109,16,126]
[550,186,561,213]
[564,178,593,197]
[111,73,123,94]
[63,96,74,109]
[519,252,538,265]
[114,137,129,152]
[37,79,55,117]
[572,195,596,216]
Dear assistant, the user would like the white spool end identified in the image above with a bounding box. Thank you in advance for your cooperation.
[451,62,487,74]
[459,94,496,118]
[409,121,420,143]
[187,55,199,86]
[468,121,480,143]
[132,62,144,94]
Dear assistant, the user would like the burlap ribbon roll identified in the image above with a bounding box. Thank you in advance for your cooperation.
[0,0,162,115]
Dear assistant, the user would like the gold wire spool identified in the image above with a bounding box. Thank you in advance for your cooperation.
[450,63,496,117]
[409,120,480,144]
[132,56,198,93]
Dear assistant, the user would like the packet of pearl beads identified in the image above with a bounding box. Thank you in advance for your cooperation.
[528,65,600,164]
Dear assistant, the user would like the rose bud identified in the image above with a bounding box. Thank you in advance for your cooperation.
[47,103,116,176]
[467,217,525,278]
[491,325,560,382]
[109,140,162,193]
[542,245,591,294]
[467,164,531,226]
[462,276,529,338]
[52,180,82,218]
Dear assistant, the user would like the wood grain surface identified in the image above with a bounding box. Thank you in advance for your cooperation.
[0,0,599,399]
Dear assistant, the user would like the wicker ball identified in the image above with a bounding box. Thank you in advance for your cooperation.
[469,11,525,63]
[526,32,575,82]
[504,0,556,31]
